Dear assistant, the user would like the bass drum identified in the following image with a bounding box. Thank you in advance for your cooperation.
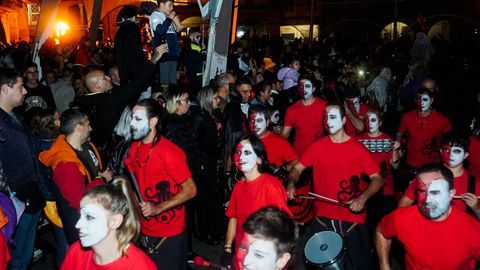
[304,231,346,270]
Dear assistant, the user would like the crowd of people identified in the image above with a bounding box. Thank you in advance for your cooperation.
[0,0,480,269]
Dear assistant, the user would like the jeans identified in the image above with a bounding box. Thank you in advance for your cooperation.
[51,224,69,267]
[8,211,40,270]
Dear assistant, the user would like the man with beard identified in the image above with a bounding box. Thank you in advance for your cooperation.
[398,132,480,219]
[395,88,451,190]
[287,103,383,270]
[282,76,326,157]
[127,98,197,270]
[376,163,480,270]
[39,108,112,244]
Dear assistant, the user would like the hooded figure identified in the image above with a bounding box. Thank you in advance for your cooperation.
[366,67,392,112]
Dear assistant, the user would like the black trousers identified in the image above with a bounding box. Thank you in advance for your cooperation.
[143,231,187,270]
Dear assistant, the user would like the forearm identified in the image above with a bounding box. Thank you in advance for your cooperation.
[156,179,197,214]
[281,126,292,139]
[225,218,236,246]
[347,113,365,132]
[285,160,298,172]
[288,166,302,186]
[375,227,392,270]
[360,175,384,200]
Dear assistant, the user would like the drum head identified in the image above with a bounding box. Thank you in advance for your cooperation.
[305,231,343,265]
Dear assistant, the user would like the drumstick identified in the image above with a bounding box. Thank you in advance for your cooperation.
[453,195,480,199]
[308,192,346,206]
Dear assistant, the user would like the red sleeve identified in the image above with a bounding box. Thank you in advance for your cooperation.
[379,210,398,239]
[442,117,452,133]
[404,179,417,200]
[267,180,292,217]
[0,232,10,269]
[284,106,295,127]
[53,163,88,211]
[280,139,299,163]
[299,143,315,168]
[359,146,380,176]
[164,147,192,185]
[225,184,239,218]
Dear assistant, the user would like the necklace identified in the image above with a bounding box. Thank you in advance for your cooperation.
[135,142,154,168]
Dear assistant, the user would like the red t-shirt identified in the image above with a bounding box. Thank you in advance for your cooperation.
[380,206,480,270]
[129,137,192,237]
[226,173,291,242]
[468,136,480,180]
[300,136,380,223]
[260,132,298,167]
[284,97,326,156]
[345,103,369,137]
[357,132,394,195]
[398,111,452,168]
[61,242,157,270]
[404,170,480,213]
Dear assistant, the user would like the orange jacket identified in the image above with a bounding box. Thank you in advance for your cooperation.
[39,135,103,184]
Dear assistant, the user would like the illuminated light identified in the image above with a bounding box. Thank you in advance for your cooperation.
[236,30,244,38]
[358,69,365,77]
[56,21,69,37]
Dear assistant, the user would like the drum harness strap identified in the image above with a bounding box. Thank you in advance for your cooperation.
[142,235,168,255]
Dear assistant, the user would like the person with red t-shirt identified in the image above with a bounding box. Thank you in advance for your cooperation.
[398,132,480,219]
[395,88,452,188]
[357,110,403,228]
[248,105,298,171]
[61,178,156,270]
[468,115,480,180]
[287,103,383,270]
[376,163,480,270]
[282,76,326,157]
[344,88,369,137]
[221,134,291,269]
[127,99,197,270]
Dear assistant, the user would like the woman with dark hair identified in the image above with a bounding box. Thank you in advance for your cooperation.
[221,134,291,269]
[195,87,223,245]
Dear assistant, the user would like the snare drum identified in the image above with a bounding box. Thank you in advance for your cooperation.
[304,231,346,270]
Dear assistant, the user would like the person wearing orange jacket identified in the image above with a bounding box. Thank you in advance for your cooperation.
[39,108,112,244]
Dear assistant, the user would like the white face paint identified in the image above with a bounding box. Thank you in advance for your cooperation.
[367,113,380,133]
[325,107,343,135]
[347,97,360,114]
[130,108,151,140]
[299,80,314,99]
[417,178,451,220]
[76,202,109,247]
[441,145,465,168]
[249,113,267,136]
[240,235,278,270]
[270,110,280,125]
[417,94,432,112]
[234,142,258,173]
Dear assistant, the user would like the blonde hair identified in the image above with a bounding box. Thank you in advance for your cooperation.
[165,89,188,114]
[83,178,140,255]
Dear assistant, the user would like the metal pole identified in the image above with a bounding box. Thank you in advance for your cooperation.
[89,0,102,51]
[309,0,314,49]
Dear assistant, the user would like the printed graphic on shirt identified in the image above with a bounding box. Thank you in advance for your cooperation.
[144,180,183,224]
[337,175,363,202]
[421,137,440,161]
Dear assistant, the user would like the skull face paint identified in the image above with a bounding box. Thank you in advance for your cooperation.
[249,113,268,136]
[441,145,465,168]
[235,232,279,270]
[234,142,258,173]
[417,178,451,220]
[130,108,151,140]
[324,107,343,135]
[366,112,380,133]
[270,110,280,125]
[297,80,314,100]
[346,97,360,114]
[416,94,432,112]
[76,201,109,247]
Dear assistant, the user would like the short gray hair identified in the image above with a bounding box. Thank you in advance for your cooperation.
[216,73,230,88]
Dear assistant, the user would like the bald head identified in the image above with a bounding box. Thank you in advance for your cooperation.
[85,70,113,93]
